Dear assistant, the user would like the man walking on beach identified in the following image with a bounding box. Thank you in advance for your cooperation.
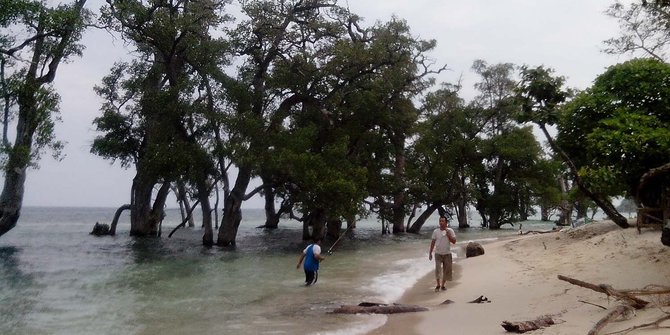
[429,216,456,292]
[296,237,325,286]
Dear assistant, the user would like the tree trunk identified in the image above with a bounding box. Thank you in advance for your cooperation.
[391,201,406,234]
[217,166,251,246]
[455,198,469,228]
[489,212,501,229]
[519,193,529,220]
[540,206,550,221]
[389,134,407,234]
[0,74,37,236]
[0,155,27,236]
[176,181,195,228]
[0,0,87,237]
[558,175,573,226]
[196,178,214,246]
[540,124,628,228]
[326,219,342,239]
[262,182,280,229]
[109,204,132,235]
[407,203,440,233]
[303,208,326,240]
[129,170,169,236]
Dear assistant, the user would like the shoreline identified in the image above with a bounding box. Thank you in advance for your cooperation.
[367,220,670,334]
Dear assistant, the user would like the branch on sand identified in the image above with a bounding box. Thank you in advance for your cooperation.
[501,316,556,333]
[557,275,670,335]
[557,275,649,309]
[587,305,635,335]
[604,313,670,335]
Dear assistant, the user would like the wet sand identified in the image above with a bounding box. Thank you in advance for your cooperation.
[368,220,670,334]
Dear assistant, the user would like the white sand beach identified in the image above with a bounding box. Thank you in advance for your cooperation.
[368,220,670,334]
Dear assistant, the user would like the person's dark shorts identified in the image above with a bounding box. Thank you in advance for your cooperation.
[304,270,318,286]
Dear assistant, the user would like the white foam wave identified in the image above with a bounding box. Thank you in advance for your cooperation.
[310,314,387,335]
[361,256,433,304]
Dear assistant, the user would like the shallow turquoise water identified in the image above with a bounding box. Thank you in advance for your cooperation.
[0,207,556,335]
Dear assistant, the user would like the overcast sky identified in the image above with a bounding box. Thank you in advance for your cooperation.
[20,0,626,208]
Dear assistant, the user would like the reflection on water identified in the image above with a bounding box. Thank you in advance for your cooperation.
[0,207,556,335]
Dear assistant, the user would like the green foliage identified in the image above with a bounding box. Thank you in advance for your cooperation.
[0,0,40,27]
[0,0,88,170]
[516,65,569,126]
[409,88,483,206]
[91,61,145,167]
[225,4,442,223]
[558,58,670,197]
[93,0,231,187]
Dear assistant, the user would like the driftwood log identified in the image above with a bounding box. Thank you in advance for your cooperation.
[557,275,649,309]
[332,302,428,314]
[501,316,555,333]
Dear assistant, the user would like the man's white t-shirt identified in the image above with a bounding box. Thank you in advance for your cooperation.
[431,228,455,255]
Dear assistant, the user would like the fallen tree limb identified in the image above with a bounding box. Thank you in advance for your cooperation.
[557,275,649,309]
[587,304,633,335]
[618,285,670,297]
[501,316,555,333]
[332,302,428,314]
[604,313,670,335]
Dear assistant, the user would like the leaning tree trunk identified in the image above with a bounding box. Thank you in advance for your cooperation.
[109,204,132,235]
[0,80,38,235]
[540,124,629,228]
[0,0,87,237]
[217,166,251,246]
[0,147,28,236]
[175,181,195,228]
[0,84,36,235]
[407,203,440,233]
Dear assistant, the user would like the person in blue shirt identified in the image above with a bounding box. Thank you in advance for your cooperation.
[296,237,326,286]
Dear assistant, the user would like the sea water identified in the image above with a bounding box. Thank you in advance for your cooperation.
[0,207,553,335]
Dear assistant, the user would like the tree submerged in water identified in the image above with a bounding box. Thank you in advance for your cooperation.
[0,0,90,237]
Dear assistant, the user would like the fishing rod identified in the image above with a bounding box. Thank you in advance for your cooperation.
[327,225,352,255]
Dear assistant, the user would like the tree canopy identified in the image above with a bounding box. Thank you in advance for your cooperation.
[558,58,670,200]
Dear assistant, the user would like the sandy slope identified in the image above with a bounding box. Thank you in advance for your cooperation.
[368,220,670,334]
